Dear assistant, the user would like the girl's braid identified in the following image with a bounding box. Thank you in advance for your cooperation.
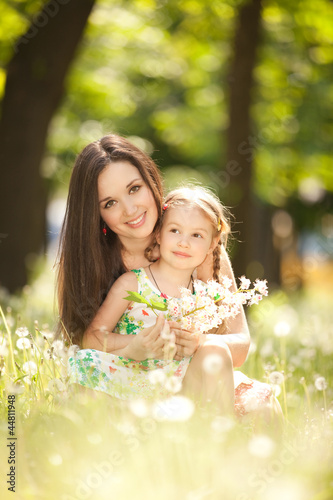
[212,238,223,283]
[144,238,158,262]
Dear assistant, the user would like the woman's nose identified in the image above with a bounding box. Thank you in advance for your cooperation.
[123,199,137,217]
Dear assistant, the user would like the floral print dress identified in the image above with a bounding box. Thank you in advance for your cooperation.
[68,268,273,416]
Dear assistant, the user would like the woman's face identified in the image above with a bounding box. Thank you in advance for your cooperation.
[98,161,158,245]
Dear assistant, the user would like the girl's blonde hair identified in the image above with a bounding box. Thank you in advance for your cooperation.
[145,185,231,283]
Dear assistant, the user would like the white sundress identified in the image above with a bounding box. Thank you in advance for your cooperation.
[67,268,192,400]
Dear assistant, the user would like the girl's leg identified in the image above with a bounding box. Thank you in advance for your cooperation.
[181,343,235,415]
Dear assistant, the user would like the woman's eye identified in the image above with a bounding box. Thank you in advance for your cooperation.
[105,200,116,209]
[129,185,141,194]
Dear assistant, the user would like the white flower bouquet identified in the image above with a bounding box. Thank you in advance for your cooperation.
[125,276,268,334]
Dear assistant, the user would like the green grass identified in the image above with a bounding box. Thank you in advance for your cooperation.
[0,284,332,500]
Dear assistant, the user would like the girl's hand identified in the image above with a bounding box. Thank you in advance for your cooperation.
[168,321,202,360]
[121,314,167,360]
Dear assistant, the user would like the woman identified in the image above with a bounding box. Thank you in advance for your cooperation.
[57,134,280,421]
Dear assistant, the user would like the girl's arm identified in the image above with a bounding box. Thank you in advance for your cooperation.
[82,272,166,360]
[82,271,138,351]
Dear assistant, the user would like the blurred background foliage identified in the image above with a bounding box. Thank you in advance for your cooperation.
[0,0,332,295]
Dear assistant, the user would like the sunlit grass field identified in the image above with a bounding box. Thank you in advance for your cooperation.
[0,275,332,500]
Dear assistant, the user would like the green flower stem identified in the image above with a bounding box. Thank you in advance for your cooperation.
[0,305,17,379]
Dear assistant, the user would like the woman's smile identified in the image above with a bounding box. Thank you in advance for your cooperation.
[125,211,146,227]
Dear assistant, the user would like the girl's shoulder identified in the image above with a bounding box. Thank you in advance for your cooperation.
[112,270,140,291]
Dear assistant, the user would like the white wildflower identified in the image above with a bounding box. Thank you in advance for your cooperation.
[15,327,29,337]
[222,276,233,289]
[254,279,268,296]
[269,371,284,385]
[315,376,327,391]
[22,361,38,376]
[164,376,182,394]
[239,276,251,290]
[202,353,223,375]
[16,338,31,350]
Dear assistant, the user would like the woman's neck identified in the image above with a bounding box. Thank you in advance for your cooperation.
[148,259,194,298]
[121,234,153,270]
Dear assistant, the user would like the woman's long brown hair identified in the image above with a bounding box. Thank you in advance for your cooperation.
[56,134,163,346]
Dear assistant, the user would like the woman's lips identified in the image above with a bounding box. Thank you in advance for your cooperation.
[126,212,146,227]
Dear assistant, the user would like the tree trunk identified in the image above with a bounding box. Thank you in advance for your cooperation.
[223,0,279,284]
[0,0,95,293]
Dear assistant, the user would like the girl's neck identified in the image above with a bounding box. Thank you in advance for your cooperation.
[148,259,194,298]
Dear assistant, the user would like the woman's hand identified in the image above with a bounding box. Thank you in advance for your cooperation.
[168,321,202,360]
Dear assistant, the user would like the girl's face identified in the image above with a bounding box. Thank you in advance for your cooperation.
[157,206,218,270]
[98,161,158,244]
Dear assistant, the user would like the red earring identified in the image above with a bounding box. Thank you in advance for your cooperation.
[103,224,107,236]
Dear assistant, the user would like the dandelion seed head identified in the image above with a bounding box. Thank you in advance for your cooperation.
[148,369,167,385]
[48,379,66,392]
[269,371,284,385]
[164,375,182,394]
[315,376,327,391]
[274,320,291,337]
[15,326,29,337]
[22,361,38,376]
[16,338,31,350]
[128,398,149,418]
[202,353,223,375]
[211,416,235,434]
[248,434,276,458]
[48,454,63,466]
[0,343,9,356]
[152,395,194,422]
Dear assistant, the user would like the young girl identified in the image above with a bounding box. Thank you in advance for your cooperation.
[69,186,275,418]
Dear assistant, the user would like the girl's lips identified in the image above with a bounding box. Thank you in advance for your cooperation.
[125,212,146,228]
[173,251,191,258]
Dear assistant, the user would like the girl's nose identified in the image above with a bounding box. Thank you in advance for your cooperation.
[178,235,190,248]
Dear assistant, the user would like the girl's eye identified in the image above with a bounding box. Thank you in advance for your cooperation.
[129,185,141,194]
[170,228,179,234]
[193,233,203,238]
[105,200,116,209]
